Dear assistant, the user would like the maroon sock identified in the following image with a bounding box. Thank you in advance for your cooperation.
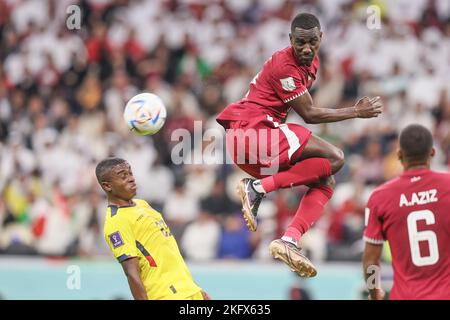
[284,184,334,243]
[260,158,332,193]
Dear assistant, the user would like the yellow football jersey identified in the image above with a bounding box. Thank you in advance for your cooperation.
[103,199,202,300]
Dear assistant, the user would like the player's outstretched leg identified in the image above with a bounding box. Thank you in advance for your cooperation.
[269,176,334,277]
[283,176,335,243]
[237,178,265,231]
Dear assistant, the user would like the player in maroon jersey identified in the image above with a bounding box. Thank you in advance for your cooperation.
[363,124,450,299]
[216,13,382,277]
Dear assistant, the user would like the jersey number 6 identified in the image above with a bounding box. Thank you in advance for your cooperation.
[407,210,440,267]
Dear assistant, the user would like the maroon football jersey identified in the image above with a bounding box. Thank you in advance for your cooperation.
[364,168,450,299]
[217,46,319,129]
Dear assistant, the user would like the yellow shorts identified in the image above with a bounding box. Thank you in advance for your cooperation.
[185,291,204,300]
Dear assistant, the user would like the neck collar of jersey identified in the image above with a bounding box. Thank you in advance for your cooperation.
[108,201,137,216]
[401,168,431,177]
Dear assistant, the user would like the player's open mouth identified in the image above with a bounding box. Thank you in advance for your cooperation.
[130,183,137,190]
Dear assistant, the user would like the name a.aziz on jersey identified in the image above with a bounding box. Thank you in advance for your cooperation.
[399,189,438,207]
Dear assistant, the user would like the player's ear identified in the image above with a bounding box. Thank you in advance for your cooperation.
[430,147,436,158]
[397,149,403,163]
[102,181,112,192]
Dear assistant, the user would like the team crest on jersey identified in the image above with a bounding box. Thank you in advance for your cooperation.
[109,231,124,249]
[280,77,296,91]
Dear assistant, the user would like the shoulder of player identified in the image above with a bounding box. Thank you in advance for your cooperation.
[104,201,141,225]
[427,170,450,192]
[134,198,159,211]
[133,198,148,207]
[369,177,402,200]
[271,46,292,60]
[270,47,298,71]
[269,63,302,85]
[103,207,127,231]
[430,169,450,180]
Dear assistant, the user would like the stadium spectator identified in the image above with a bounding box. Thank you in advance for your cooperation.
[218,214,260,259]
[181,208,221,261]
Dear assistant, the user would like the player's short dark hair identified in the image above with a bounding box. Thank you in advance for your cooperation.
[399,124,433,161]
[291,13,321,32]
[95,157,127,183]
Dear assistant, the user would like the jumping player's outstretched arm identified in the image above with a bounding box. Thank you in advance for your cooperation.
[121,257,148,300]
[287,91,382,124]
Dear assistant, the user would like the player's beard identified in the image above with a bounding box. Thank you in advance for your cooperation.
[293,48,314,66]
[300,54,314,66]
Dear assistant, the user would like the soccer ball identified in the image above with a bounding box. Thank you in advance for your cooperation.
[123,93,167,136]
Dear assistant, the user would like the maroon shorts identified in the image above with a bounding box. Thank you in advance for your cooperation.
[225,118,311,178]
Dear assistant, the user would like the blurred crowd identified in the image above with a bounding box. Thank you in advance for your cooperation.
[1,0,450,263]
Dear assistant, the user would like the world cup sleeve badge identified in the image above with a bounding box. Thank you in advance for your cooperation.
[109,231,124,248]
[280,77,296,91]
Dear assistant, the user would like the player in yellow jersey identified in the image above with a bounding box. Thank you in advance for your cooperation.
[96,157,210,300]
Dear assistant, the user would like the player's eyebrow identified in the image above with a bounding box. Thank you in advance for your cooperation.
[115,164,132,175]
[115,168,127,175]
[294,36,318,41]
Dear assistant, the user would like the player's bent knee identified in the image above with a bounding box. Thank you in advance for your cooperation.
[325,175,336,189]
[330,149,345,174]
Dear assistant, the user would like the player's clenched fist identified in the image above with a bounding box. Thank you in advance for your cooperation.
[354,96,383,118]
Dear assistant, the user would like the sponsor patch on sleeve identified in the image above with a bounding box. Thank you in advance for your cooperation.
[109,231,124,249]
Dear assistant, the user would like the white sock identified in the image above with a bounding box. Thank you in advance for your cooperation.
[252,180,266,194]
[281,236,298,247]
